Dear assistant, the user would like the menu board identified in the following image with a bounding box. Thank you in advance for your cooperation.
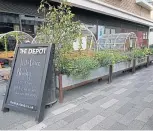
[2,44,54,122]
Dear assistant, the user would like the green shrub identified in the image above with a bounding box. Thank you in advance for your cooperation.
[124,51,134,60]
[149,48,153,55]
[143,48,152,55]
[95,51,115,66]
[95,50,129,67]
[113,51,129,63]
[58,48,151,79]
[56,56,72,76]
[58,56,100,79]
[132,48,145,58]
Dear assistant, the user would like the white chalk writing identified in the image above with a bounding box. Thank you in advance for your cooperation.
[10,101,34,109]
[20,48,47,55]
[20,58,40,67]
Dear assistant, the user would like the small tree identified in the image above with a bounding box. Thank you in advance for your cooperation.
[37,0,82,72]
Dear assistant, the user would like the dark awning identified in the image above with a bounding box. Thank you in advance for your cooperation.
[0,0,43,18]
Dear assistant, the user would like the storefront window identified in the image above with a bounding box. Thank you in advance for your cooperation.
[104,27,116,35]
[97,25,105,48]
[97,26,117,48]
[111,29,115,34]
[143,32,148,39]
[105,28,110,35]
[98,26,105,40]
[136,31,143,47]
[22,24,34,37]
[14,24,20,31]
[0,23,13,33]
[84,24,97,36]
[79,23,97,50]
[143,32,148,47]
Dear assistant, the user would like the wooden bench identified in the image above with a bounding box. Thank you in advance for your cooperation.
[0,51,14,66]
[0,51,14,59]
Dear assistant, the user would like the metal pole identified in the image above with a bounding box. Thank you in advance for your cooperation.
[132,59,136,73]
[146,55,149,67]
[108,65,113,84]
[19,15,22,31]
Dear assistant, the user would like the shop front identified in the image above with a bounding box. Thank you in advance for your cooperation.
[71,7,149,48]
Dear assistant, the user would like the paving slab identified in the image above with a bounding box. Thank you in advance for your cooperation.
[86,95,105,104]
[22,120,37,129]
[63,109,89,123]
[147,86,153,91]
[144,94,153,103]
[43,106,83,126]
[60,106,104,130]
[117,102,136,115]
[128,91,140,98]
[128,120,145,130]
[44,120,68,130]
[27,122,47,130]
[136,108,153,123]
[51,103,77,115]
[78,115,105,130]
[92,112,123,130]
[108,122,128,130]
[100,99,119,109]
[114,88,127,95]
[118,107,144,126]
[142,115,153,130]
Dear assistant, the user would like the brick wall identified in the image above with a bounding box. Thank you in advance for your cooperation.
[99,0,151,19]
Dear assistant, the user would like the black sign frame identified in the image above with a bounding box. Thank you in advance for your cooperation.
[2,44,54,123]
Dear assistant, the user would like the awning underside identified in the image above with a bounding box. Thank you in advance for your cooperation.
[0,0,43,17]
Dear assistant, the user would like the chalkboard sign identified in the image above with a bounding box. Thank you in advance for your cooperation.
[2,44,54,122]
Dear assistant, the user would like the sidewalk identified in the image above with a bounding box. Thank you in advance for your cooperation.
[1,66,153,130]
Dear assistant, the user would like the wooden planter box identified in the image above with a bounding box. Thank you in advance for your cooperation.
[135,57,147,67]
[149,55,153,62]
[57,61,133,103]
[55,56,151,103]
[57,66,109,102]
[113,61,133,73]
[57,66,109,89]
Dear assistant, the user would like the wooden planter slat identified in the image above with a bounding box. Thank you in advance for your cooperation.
[113,61,133,73]
[57,67,109,88]
[149,55,153,63]
[135,56,148,67]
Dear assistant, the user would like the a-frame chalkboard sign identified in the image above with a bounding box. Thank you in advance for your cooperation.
[2,44,54,123]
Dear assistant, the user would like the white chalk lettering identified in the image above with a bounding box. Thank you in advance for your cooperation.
[20,58,40,67]
[20,49,27,54]
[10,101,34,109]
[28,48,47,54]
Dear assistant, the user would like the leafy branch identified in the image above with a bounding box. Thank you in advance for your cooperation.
[37,0,82,72]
